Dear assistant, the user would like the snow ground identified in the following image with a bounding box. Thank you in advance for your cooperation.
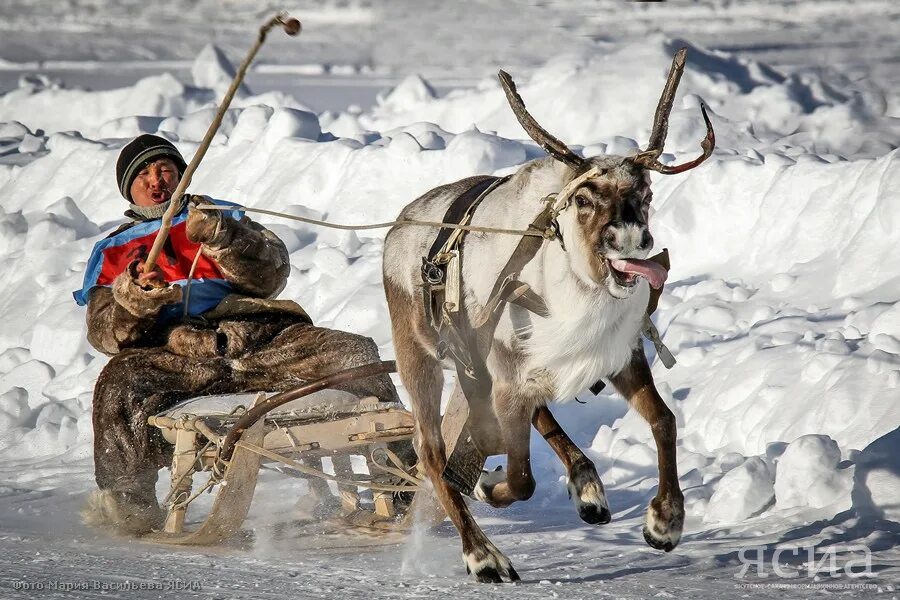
[0,1,899,598]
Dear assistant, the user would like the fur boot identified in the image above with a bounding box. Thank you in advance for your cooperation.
[82,489,165,536]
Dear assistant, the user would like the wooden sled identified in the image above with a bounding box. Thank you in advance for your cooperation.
[144,361,445,545]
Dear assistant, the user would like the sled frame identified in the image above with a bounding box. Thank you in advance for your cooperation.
[145,361,450,545]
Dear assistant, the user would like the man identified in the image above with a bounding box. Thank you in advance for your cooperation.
[74,134,398,535]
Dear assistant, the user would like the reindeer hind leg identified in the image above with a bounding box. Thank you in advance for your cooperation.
[385,282,519,583]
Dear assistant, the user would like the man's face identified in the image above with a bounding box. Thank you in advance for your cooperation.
[129,158,181,207]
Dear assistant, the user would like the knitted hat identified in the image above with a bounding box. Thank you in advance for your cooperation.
[115,134,187,201]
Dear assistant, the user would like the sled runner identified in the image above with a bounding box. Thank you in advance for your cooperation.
[144,361,444,545]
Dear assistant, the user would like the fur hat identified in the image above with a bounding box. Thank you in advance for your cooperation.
[116,134,187,201]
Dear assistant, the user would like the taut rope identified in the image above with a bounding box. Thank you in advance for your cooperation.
[195,203,549,238]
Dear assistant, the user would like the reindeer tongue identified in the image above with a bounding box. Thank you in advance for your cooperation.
[609,258,668,290]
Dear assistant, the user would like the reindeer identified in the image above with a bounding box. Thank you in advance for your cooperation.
[382,49,714,582]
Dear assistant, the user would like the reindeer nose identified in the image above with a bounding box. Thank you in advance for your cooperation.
[602,223,653,254]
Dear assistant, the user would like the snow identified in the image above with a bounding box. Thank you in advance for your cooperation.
[704,457,774,524]
[192,44,251,99]
[0,0,899,597]
[773,435,853,512]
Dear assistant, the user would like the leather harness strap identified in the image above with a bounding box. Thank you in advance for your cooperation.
[422,176,502,284]
[645,248,670,316]
[470,202,555,330]
[421,176,511,375]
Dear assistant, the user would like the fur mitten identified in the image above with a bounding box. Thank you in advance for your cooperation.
[112,260,182,318]
[186,195,229,248]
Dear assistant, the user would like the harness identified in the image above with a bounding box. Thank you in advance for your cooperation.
[423,176,510,375]
[420,174,676,495]
[421,174,676,394]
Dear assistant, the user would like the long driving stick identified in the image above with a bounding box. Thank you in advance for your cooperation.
[142,13,301,272]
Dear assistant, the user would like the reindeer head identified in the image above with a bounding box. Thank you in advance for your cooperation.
[499,49,714,299]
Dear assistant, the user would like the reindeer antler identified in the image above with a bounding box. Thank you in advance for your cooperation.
[631,48,715,174]
[498,70,585,169]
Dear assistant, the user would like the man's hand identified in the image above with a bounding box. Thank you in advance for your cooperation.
[135,260,165,289]
[112,260,183,318]
[186,195,225,246]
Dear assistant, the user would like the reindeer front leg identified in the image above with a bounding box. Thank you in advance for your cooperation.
[610,345,684,551]
[532,406,611,525]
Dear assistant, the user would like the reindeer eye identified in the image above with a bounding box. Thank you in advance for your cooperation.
[575,195,592,209]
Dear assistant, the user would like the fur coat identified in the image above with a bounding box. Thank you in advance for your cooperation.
[83,196,311,357]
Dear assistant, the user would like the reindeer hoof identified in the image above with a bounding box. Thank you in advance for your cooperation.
[462,542,520,583]
[567,458,611,525]
[643,525,676,552]
[579,504,611,525]
[642,494,684,552]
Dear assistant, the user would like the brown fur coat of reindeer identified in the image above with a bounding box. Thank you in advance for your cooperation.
[382,49,713,582]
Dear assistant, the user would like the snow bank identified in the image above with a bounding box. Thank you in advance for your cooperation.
[0,37,897,535]
[192,44,251,99]
[851,427,900,521]
[704,457,774,523]
[0,47,307,139]
[363,37,900,159]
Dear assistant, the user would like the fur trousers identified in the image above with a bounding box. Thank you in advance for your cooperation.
[91,316,398,503]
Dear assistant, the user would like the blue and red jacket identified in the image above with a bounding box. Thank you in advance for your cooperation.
[73,199,244,323]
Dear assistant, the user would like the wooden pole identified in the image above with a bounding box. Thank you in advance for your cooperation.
[219,360,397,461]
[142,13,301,272]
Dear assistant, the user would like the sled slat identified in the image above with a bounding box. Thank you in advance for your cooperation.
[163,429,197,534]
[147,418,264,545]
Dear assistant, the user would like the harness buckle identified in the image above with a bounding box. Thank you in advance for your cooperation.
[543,220,559,240]
[421,257,445,285]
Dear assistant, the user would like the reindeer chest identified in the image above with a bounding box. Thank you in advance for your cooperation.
[516,281,649,401]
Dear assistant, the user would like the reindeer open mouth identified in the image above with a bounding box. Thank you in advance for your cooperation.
[608,257,668,289]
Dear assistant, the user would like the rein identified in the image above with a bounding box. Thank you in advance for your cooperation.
[195,203,551,239]
[193,168,608,249]
[182,177,582,325]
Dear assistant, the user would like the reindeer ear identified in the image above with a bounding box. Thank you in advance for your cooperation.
[498,70,585,169]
